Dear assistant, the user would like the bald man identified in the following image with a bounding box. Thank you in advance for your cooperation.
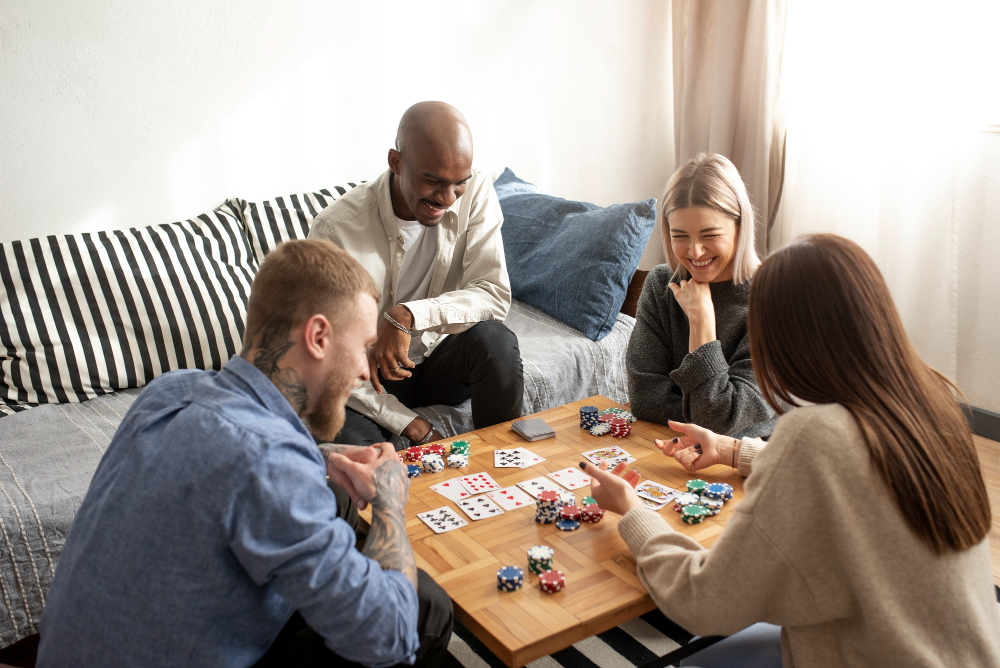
[309,101,523,449]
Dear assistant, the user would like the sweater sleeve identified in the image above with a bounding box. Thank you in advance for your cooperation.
[669,331,774,436]
[626,270,684,424]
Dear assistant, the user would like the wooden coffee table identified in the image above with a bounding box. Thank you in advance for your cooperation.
[380,396,745,667]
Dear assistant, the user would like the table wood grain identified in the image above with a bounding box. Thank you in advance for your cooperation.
[366,396,745,667]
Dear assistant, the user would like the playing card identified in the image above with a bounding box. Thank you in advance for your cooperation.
[417,506,469,534]
[547,467,591,490]
[458,472,502,494]
[494,449,524,468]
[486,486,536,510]
[635,481,678,502]
[514,447,545,466]
[456,495,505,521]
[639,496,671,511]
[583,446,636,468]
[516,476,563,498]
[430,478,473,502]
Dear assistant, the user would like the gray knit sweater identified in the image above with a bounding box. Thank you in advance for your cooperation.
[626,264,775,438]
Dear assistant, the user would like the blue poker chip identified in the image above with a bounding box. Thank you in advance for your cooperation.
[556,519,580,531]
[406,465,421,478]
[704,482,734,500]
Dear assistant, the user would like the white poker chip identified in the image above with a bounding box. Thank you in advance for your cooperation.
[589,423,611,436]
[673,492,701,508]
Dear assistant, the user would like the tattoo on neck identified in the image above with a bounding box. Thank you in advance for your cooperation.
[364,459,417,587]
[241,321,310,415]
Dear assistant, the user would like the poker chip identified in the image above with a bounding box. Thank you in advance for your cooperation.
[698,495,725,515]
[589,422,611,436]
[581,496,597,507]
[580,405,600,429]
[606,416,631,439]
[421,454,445,473]
[672,492,702,512]
[528,545,555,574]
[497,566,524,591]
[539,569,565,593]
[556,519,580,531]
[558,491,576,508]
[406,464,421,478]
[580,503,605,523]
[403,446,424,463]
[535,491,561,524]
[704,482,734,501]
[447,453,468,468]
[598,413,615,423]
[680,505,712,524]
[686,479,708,496]
[559,505,582,521]
[424,443,447,457]
[598,407,636,423]
[449,441,471,456]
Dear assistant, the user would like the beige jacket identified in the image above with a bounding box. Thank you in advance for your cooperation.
[308,169,511,435]
[618,403,1000,668]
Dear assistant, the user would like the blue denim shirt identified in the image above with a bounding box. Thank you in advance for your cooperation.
[37,356,419,667]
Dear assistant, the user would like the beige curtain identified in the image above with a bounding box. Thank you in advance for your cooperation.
[672,0,788,252]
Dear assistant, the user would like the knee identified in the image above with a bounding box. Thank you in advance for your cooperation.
[416,569,454,643]
[467,322,520,366]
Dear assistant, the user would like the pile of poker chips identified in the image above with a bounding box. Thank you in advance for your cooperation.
[598,407,636,423]
[580,504,605,523]
[686,479,708,496]
[497,566,523,592]
[447,453,468,468]
[680,505,712,524]
[539,569,565,593]
[580,406,600,429]
[698,496,724,515]
[672,492,702,511]
[557,504,582,530]
[535,491,561,524]
[608,417,631,439]
[403,446,424,463]
[424,443,447,458]
[421,454,444,473]
[527,545,554,574]
[406,465,421,479]
[704,482,734,501]
[589,422,611,436]
[449,440,471,456]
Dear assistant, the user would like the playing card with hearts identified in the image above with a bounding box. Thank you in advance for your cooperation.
[486,486,536,510]
[582,445,636,467]
[456,495,505,520]
[635,480,678,502]
[430,478,473,502]
[458,472,502,494]
[417,507,469,534]
[494,449,524,468]
[547,467,591,490]
[516,476,563,498]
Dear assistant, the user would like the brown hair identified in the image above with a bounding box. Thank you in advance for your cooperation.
[661,153,761,284]
[748,234,989,553]
[241,239,380,351]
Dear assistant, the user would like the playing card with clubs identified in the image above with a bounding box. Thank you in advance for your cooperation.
[516,476,563,498]
[430,478,473,502]
[417,506,469,534]
[547,467,591,490]
[456,495,505,521]
[514,447,545,466]
[635,480,678,503]
[494,449,524,468]
[458,472,502,494]
[486,486,536,510]
[583,445,636,468]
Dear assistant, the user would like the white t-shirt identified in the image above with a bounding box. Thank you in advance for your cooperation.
[395,217,438,363]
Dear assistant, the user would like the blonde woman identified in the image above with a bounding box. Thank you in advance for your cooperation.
[627,153,774,438]
[586,235,1000,667]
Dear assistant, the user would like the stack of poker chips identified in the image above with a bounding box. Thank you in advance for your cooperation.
[557,504,581,531]
[599,407,636,423]
[424,443,447,458]
[580,406,599,429]
[421,454,444,473]
[403,446,424,463]
[447,453,468,468]
[580,504,605,523]
[672,492,702,512]
[704,482,734,501]
[686,479,708,496]
[698,496,725,515]
[497,566,524,592]
[449,440,471,456]
[558,491,576,508]
[681,505,712,524]
[581,496,597,507]
[539,569,565,593]
[608,417,631,439]
[589,422,611,436]
[535,491,561,524]
[406,465,421,479]
[527,545,554,574]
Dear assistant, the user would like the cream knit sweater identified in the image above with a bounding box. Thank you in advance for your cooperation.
[618,403,1000,667]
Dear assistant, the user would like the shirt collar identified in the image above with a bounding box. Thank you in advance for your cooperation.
[220,355,310,437]
[376,168,461,242]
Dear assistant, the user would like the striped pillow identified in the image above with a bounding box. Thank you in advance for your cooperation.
[0,202,257,406]
[235,183,362,261]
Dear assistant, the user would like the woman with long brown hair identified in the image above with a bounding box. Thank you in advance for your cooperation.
[584,234,1000,667]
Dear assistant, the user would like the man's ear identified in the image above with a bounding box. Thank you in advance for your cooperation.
[301,314,332,360]
[388,148,402,175]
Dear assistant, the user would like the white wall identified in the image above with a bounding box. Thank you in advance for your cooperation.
[0,0,674,250]
[956,130,1000,414]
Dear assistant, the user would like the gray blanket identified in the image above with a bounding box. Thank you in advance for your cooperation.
[0,300,634,646]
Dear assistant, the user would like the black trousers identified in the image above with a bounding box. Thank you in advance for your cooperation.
[335,321,523,449]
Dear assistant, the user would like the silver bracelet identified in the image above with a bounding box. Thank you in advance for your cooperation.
[383,311,413,335]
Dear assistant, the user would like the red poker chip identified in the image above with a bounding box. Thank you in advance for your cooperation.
[559,505,582,521]
[403,446,425,462]
[580,504,605,522]
[424,444,446,456]
[598,414,615,423]
[539,570,565,592]
[537,491,560,503]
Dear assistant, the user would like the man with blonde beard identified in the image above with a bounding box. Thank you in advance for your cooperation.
[38,240,453,667]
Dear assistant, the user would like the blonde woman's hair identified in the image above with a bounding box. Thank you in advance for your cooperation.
[661,153,761,284]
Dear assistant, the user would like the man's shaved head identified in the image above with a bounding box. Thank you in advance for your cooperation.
[388,101,474,226]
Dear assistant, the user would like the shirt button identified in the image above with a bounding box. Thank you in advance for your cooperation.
[390,290,395,297]
[396,252,402,258]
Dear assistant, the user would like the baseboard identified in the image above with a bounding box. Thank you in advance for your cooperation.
[966,405,1000,442]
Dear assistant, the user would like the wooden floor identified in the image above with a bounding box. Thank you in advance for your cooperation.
[976,434,1000,587]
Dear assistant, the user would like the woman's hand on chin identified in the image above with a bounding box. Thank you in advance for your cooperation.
[668,280,717,351]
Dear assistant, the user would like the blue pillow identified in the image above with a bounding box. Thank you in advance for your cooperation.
[494,168,657,341]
